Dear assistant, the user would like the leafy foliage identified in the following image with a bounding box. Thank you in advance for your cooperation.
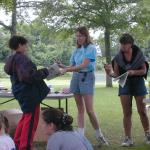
[0,21,74,67]
[0,29,10,61]
[0,0,13,11]
[1,0,150,77]
[38,0,142,87]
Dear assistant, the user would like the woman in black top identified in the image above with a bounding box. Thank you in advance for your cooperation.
[105,33,150,146]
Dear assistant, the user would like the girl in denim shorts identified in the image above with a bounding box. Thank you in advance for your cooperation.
[57,26,108,146]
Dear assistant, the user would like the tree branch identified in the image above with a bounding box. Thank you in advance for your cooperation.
[0,21,11,30]
[17,1,43,8]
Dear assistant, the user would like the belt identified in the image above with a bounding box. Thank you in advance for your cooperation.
[78,70,93,73]
[78,71,93,82]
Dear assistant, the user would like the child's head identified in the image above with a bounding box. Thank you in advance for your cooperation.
[0,114,9,135]
[8,35,28,52]
[42,108,73,135]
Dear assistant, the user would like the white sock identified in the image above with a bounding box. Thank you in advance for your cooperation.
[145,130,150,135]
[77,128,85,135]
[95,128,103,138]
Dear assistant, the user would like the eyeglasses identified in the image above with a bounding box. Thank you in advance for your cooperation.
[76,35,86,39]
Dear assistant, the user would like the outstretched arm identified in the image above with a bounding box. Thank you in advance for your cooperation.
[61,58,90,73]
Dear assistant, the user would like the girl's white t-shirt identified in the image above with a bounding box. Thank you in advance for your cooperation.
[0,134,16,150]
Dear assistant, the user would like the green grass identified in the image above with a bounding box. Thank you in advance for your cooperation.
[0,78,150,150]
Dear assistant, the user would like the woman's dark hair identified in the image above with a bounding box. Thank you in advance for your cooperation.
[0,114,9,134]
[42,108,73,131]
[76,26,92,48]
[119,33,134,45]
[8,35,28,50]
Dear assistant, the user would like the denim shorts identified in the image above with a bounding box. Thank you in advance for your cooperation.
[70,72,95,95]
[119,77,147,96]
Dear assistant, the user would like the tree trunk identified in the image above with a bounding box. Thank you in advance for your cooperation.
[10,0,17,36]
[104,27,112,87]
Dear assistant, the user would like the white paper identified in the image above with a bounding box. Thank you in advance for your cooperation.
[113,72,129,88]
[46,63,62,80]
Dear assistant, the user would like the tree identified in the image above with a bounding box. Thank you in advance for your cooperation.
[16,20,73,65]
[143,0,150,9]
[125,0,150,59]
[0,0,13,9]
[39,0,140,87]
[0,28,10,61]
[0,0,17,36]
[0,0,43,36]
[0,21,74,67]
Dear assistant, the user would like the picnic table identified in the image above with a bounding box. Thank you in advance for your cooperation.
[0,91,74,113]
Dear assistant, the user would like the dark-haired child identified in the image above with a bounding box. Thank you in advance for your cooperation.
[4,35,50,150]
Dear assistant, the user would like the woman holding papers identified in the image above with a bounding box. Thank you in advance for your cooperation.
[57,26,108,146]
[105,33,150,146]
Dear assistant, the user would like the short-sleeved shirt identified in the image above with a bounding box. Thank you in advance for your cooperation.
[46,131,93,150]
[70,44,96,72]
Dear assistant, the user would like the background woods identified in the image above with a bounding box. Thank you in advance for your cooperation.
[0,0,150,86]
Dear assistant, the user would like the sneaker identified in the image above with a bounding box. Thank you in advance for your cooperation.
[97,136,109,146]
[145,132,150,144]
[121,137,133,147]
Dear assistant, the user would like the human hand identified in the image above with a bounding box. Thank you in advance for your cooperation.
[54,59,65,68]
[60,68,67,75]
[128,70,135,76]
[104,64,113,75]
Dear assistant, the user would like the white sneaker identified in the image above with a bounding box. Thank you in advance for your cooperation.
[121,137,133,147]
[145,132,150,144]
[97,136,109,146]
